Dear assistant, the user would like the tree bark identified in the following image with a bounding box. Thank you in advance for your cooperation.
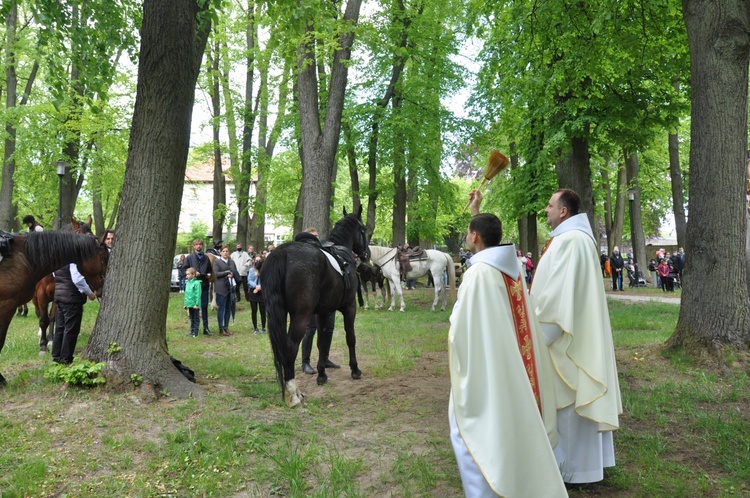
[668,82,687,247]
[555,135,595,232]
[668,0,750,350]
[624,150,648,276]
[0,3,18,230]
[83,0,211,398]
[236,0,258,247]
[297,0,362,237]
[209,42,226,243]
[391,92,406,245]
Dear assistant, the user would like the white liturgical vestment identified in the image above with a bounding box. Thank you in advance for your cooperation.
[449,244,567,497]
[531,213,623,483]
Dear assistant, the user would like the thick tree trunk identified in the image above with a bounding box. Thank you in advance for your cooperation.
[297,0,362,237]
[668,0,750,350]
[555,135,595,231]
[83,0,211,398]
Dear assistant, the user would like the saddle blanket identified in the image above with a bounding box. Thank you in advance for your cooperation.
[321,249,343,276]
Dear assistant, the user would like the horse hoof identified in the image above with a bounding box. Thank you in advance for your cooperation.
[351,370,362,380]
[316,375,328,386]
[284,379,304,408]
[38,350,47,356]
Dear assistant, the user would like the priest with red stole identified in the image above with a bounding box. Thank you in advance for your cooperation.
[448,190,566,497]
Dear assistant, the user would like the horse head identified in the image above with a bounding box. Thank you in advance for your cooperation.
[78,237,110,297]
[332,205,369,261]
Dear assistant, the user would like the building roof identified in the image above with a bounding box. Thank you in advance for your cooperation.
[185,157,232,183]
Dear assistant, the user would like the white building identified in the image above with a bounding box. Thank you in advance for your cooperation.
[179,161,290,244]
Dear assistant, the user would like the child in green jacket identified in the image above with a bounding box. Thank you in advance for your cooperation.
[184,267,202,337]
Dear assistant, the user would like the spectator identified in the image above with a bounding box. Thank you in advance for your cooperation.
[183,267,201,337]
[525,251,534,284]
[213,245,239,336]
[177,254,188,293]
[247,255,266,334]
[609,246,624,291]
[658,258,671,292]
[22,215,43,232]
[184,239,213,336]
[231,243,251,301]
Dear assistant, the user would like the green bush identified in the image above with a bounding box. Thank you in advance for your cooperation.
[44,359,106,386]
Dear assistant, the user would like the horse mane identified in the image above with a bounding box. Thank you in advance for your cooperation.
[24,231,101,269]
[328,213,361,246]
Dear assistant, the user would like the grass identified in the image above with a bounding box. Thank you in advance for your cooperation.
[0,281,748,497]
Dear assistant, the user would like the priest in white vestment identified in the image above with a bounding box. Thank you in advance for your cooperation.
[531,189,623,484]
[448,190,567,497]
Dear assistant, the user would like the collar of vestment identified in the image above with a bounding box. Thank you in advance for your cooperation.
[551,213,595,242]
[467,243,520,279]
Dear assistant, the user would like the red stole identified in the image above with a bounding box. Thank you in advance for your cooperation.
[503,274,542,412]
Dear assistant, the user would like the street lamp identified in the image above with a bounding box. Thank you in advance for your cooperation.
[54,161,70,230]
[627,189,637,284]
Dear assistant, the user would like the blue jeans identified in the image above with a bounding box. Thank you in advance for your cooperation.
[216,293,230,329]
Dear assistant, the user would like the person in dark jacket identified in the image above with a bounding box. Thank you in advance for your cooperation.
[184,239,213,336]
[52,263,96,364]
[609,246,625,291]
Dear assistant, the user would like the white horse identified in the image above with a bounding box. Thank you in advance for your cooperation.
[369,246,457,312]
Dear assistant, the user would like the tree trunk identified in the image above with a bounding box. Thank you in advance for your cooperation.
[236,0,258,247]
[555,135,595,231]
[624,150,648,277]
[83,0,211,398]
[391,92,406,245]
[668,0,750,350]
[668,93,687,247]
[344,121,361,215]
[209,43,226,243]
[297,0,362,237]
[0,3,18,230]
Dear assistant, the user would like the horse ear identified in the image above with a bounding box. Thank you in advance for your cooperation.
[357,204,363,218]
[343,207,348,216]
[86,215,93,228]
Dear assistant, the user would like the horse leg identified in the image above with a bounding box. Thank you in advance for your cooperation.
[397,277,406,312]
[431,281,440,311]
[0,307,16,385]
[283,314,309,408]
[341,307,361,379]
[314,312,335,385]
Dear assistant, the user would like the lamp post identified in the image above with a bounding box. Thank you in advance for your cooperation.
[54,161,70,230]
[627,189,637,283]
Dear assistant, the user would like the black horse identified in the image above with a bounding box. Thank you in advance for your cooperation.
[264,207,369,408]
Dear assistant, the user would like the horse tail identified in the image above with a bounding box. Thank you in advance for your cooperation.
[446,253,457,302]
[262,249,290,393]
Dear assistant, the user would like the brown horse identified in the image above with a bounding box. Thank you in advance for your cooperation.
[0,229,108,384]
[32,217,94,354]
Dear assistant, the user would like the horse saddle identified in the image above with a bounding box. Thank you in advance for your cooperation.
[397,246,425,273]
[0,230,14,260]
[321,241,356,281]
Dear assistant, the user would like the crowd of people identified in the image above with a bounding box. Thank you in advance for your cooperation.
[179,239,274,338]
[603,245,685,292]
